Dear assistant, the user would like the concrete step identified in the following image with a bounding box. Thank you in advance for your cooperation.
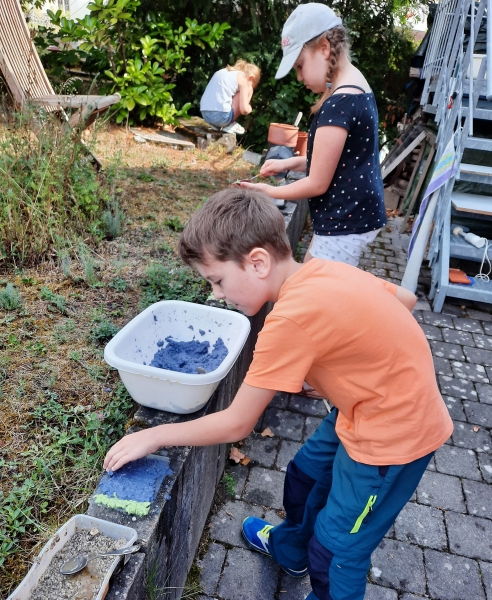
[459,163,492,184]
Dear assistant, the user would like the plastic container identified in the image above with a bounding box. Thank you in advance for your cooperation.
[104,300,251,414]
[268,122,299,148]
[294,131,308,156]
[7,514,138,600]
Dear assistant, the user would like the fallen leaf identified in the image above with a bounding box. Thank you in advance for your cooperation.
[474,425,481,432]
[226,510,234,517]
[229,447,245,463]
[240,456,251,466]
[261,427,274,437]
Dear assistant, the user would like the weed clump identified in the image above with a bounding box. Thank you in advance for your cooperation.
[0,283,21,310]
[40,286,67,314]
[0,108,113,265]
[90,321,120,344]
[102,202,124,240]
[139,262,209,308]
[163,216,185,232]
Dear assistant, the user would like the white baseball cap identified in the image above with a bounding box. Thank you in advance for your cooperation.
[275,3,343,79]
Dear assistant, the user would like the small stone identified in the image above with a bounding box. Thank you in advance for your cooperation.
[89,527,99,536]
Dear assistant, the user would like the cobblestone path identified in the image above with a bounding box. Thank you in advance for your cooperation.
[195,219,492,600]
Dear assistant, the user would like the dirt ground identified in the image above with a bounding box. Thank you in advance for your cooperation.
[0,123,255,596]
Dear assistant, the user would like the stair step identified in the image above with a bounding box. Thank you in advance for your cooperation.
[451,190,492,215]
[459,163,492,184]
[465,137,492,151]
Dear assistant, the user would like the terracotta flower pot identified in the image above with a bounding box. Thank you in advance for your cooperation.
[268,123,299,148]
[294,131,308,156]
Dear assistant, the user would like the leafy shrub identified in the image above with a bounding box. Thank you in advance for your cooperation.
[0,284,21,311]
[40,286,67,314]
[0,108,109,265]
[139,262,209,307]
[90,321,120,344]
[109,277,128,291]
[36,0,230,126]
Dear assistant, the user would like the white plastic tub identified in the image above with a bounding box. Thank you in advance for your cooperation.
[7,514,138,600]
[104,300,251,414]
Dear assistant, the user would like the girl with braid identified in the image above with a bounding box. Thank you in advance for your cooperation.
[243,3,386,268]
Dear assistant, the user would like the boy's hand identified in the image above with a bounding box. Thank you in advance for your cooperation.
[104,428,161,472]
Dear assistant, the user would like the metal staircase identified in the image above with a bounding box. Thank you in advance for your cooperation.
[412,0,492,311]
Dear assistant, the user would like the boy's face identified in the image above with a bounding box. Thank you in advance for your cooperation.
[195,251,271,316]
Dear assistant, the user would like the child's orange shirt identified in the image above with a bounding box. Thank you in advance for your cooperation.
[244,259,453,465]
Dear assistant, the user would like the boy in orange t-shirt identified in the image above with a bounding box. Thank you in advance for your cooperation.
[104,189,453,600]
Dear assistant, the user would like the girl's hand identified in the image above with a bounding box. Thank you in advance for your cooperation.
[240,181,276,196]
[104,428,161,472]
[260,159,288,177]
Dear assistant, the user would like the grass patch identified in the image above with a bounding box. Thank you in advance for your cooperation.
[40,287,67,314]
[139,262,209,308]
[0,284,21,310]
[90,321,120,344]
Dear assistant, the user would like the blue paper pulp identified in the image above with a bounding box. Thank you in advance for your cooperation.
[150,336,228,374]
[96,457,173,503]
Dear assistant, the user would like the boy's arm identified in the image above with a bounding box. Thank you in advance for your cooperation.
[395,285,417,311]
[237,72,253,115]
[104,383,276,472]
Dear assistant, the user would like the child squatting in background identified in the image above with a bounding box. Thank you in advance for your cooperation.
[104,189,453,600]
[200,59,261,135]
[242,3,386,267]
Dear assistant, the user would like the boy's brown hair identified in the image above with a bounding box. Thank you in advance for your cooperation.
[179,188,292,267]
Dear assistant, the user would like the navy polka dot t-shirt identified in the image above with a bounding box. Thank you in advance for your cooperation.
[306,91,386,236]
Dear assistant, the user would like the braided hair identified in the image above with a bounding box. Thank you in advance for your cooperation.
[305,26,350,114]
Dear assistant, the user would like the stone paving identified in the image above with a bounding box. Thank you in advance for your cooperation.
[194,218,492,600]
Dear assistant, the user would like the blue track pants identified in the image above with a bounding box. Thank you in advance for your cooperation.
[268,409,433,600]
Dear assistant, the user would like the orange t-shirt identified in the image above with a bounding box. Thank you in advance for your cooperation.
[244,259,453,465]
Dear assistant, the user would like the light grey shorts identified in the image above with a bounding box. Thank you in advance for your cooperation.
[309,230,381,266]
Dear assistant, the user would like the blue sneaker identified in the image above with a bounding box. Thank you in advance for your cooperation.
[242,516,308,578]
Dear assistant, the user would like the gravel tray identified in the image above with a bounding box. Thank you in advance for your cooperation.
[28,529,126,600]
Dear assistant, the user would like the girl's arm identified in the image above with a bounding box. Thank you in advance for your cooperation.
[236,72,253,115]
[242,126,348,200]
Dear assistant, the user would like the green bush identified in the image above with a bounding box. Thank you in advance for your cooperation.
[90,321,120,344]
[0,284,21,311]
[36,0,230,126]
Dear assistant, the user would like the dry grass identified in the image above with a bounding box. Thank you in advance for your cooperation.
[0,122,255,596]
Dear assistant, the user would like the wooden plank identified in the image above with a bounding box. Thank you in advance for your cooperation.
[129,128,195,148]
[381,131,427,179]
[451,191,492,215]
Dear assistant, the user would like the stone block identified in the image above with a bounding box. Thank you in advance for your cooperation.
[420,323,443,341]
[434,357,453,377]
[416,470,466,512]
[463,400,492,426]
[424,312,455,328]
[270,391,290,410]
[225,464,248,499]
[438,376,477,400]
[463,479,492,519]
[443,328,475,347]
[442,303,467,317]
[105,553,146,600]
[484,322,492,336]
[279,572,311,599]
[241,435,279,468]
[434,445,482,480]
[394,502,447,550]
[277,440,302,470]
[478,453,492,483]
[304,416,323,440]
[217,547,280,600]
[262,408,305,441]
[370,538,425,594]
[443,396,467,422]
[412,310,424,323]
[451,361,489,383]
[465,346,492,366]
[288,395,329,417]
[210,500,264,548]
[364,583,398,599]
[451,422,492,452]
[431,341,465,361]
[447,511,492,560]
[243,467,285,509]
[198,542,227,597]
[453,317,485,334]
[480,561,492,600]
[468,309,492,322]
[425,549,485,600]
[476,383,492,404]
[474,334,492,351]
